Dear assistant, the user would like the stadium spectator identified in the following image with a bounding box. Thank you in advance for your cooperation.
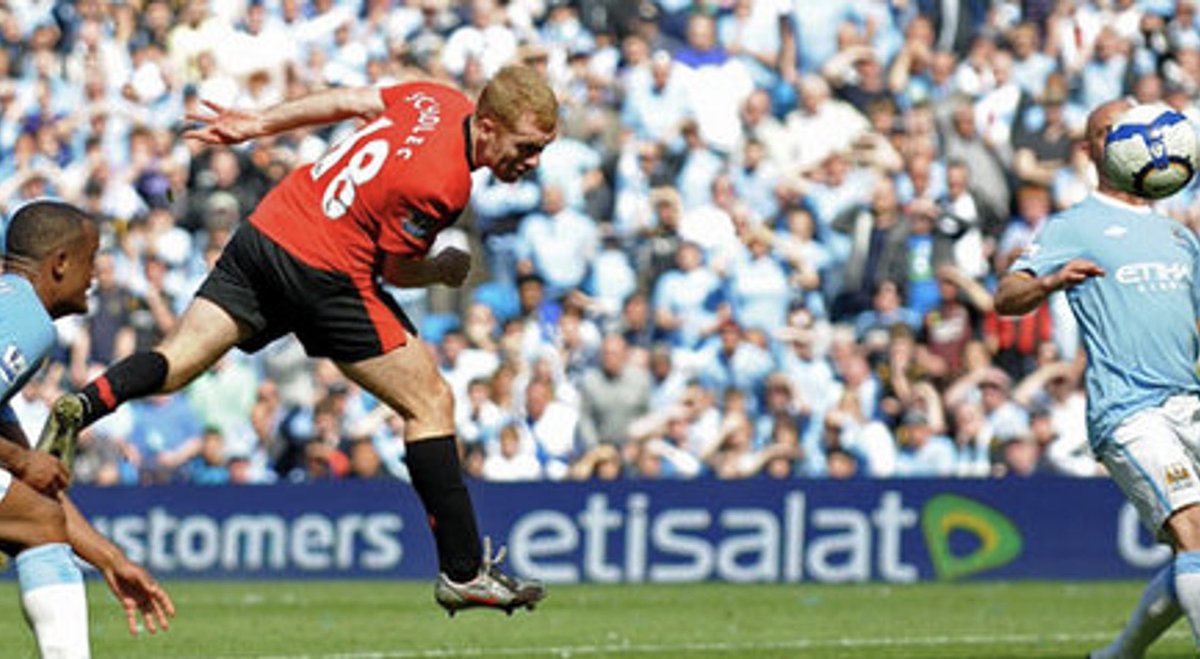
[183,426,231,485]
[514,272,560,352]
[482,423,541,481]
[724,223,792,331]
[71,251,141,383]
[772,206,831,317]
[186,352,257,448]
[949,400,993,477]
[439,328,501,409]
[628,404,704,480]
[940,97,1011,235]
[920,266,990,382]
[785,75,870,173]
[514,182,598,297]
[621,49,689,146]
[126,392,204,484]
[893,407,956,477]
[1012,360,1096,477]
[577,334,651,449]
[776,324,839,429]
[584,236,637,321]
[697,318,774,415]
[456,376,507,450]
[347,439,389,480]
[737,88,790,170]
[853,279,922,346]
[518,376,578,479]
[1012,76,1077,189]
[441,0,518,79]
[935,161,992,279]
[829,175,908,319]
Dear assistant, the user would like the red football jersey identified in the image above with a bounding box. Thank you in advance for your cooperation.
[250,82,475,280]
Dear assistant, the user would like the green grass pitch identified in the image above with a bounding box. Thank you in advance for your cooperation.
[0,580,1193,658]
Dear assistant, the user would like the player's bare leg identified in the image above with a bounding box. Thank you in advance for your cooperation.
[339,336,545,616]
[45,297,251,440]
[154,297,252,392]
[0,477,89,658]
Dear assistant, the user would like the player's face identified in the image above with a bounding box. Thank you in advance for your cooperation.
[61,221,100,315]
[483,112,556,183]
[1086,100,1132,170]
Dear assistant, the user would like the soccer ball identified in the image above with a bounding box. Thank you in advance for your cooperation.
[1103,103,1199,199]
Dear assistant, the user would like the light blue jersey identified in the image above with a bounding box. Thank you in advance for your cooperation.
[0,273,54,424]
[1011,194,1200,448]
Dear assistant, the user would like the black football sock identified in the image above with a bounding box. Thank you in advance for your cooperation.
[77,351,169,428]
[405,436,482,582]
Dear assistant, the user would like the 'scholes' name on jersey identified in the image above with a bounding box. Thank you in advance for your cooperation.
[395,92,442,160]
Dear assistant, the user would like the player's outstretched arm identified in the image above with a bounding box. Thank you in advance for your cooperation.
[57,494,175,635]
[185,86,387,144]
[994,259,1105,316]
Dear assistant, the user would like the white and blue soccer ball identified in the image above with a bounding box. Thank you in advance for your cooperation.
[1103,102,1200,199]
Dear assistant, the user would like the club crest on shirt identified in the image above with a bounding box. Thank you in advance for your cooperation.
[402,208,438,241]
[0,344,27,385]
[1165,462,1194,492]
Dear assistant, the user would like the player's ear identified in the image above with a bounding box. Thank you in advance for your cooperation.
[476,115,499,141]
[49,246,70,282]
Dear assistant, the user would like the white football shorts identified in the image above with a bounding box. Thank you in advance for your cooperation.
[1102,394,1200,542]
[0,467,10,502]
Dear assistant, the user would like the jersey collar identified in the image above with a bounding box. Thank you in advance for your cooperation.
[463,117,475,170]
[1092,191,1151,214]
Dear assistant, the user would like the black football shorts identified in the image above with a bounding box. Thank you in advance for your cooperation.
[197,222,417,362]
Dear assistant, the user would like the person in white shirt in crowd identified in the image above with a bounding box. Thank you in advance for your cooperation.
[482,423,542,482]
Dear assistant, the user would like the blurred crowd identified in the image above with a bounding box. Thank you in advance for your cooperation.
[3,0,1199,485]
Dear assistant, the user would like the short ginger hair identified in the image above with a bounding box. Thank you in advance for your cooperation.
[476,65,558,132]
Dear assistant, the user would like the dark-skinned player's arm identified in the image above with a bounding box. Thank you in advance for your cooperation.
[993,259,1106,316]
[0,415,175,634]
[57,495,176,636]
[184,86,387,145]
[0,415,68,495]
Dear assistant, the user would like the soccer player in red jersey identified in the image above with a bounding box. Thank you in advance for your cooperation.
[42,66,556,615]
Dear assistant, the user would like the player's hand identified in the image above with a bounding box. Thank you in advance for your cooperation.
[183,100,262,145]
[102,559,176,636]
[1045,259,1106,292]
[11,449,69,496]
[434,247,471,288]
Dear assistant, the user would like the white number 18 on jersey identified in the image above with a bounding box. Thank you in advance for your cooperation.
[311,117,393,219]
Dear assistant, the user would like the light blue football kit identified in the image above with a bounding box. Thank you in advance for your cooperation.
[1012,191,1200,561]
[1025,193,1200,658]
[0,272,56,497]
[1011,193,1200,448]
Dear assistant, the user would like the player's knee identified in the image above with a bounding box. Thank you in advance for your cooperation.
[1170,505,1200,550]
[152,349,187,394]
[390,376,453,429]
[426,377,455,426]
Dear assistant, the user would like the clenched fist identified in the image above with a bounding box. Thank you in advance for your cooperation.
[434,247,471,288]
